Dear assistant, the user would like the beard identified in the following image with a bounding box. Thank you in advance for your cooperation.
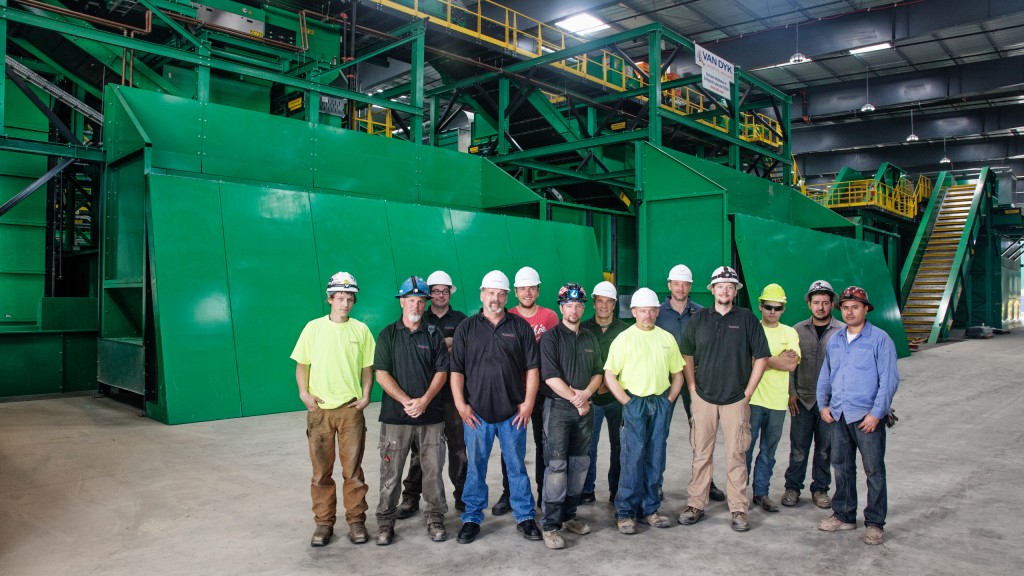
[406,313,422,323]
[485,301,503,314]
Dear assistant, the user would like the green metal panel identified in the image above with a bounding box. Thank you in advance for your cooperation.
[313,124,418,202]
[0,276,44,322]
[642,193,728,305]
[161,64,270,112]
[733,214,910,358]
[0,224,45,274]
[450,209,516,306]
[109,87,204,171]
[505,217,566,309]
[381,203,467,313]
[146,175,241,423]
[61,333,97,392]
[202,104,315,187]
[38,297,97,330]
[104,159,147,284]
[219,182,320,417]
[552,221,606,305]
[0,334,62,396]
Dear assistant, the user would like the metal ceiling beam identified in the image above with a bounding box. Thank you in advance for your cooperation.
[703,0,1024,71]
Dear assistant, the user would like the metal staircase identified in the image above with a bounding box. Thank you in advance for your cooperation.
[901,177,987,343]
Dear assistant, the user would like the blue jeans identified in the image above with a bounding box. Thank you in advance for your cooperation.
[615,393,671,519]
[745,405,786,496]
[461,412,536,524]
[831,414,887,528]
[541,398,593,530]
[784,401,832,494]
[583,401,622,495]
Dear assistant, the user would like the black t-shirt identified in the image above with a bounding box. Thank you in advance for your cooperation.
[679,306,771,405]
[450,311,539,424]
[814,323,828,340]
[426,307,468,339]
[539,323,603,400]
[579,317,629,406]
[373,319,449,425]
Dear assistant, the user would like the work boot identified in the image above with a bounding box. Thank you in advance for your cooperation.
[678,506,705,526]
[753,495,780,512]
[517,519,542,541]
[397,497,420,519]
[347,522,369,544]
[781,489,799,507]
[639,512,672,528]
[709,481,726,502]
[562,518,591,535]
[579,492,596,504]
[731,511,751,532]
[310,525,333,547]
[375,525,394,546]
[456,522,480,544]
[616,517,637,535]
[542,529,565,550]
[427,522,447,542]
[812,491,832,509]
[491,493,511,516]
[819,514,856,532]
[864,525,884,545]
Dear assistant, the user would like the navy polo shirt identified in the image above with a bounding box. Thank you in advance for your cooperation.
[655,297,703,351]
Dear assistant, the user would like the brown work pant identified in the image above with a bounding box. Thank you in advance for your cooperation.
[307,405,368,526]
[686,392,752,513]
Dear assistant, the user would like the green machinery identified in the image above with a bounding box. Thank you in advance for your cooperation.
[9,0,1019,422]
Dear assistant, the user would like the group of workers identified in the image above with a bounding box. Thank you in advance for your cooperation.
[290,263,900,551]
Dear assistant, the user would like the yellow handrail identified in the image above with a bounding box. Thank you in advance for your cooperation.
[355,106,394,137]
[373,0,782,149]
[800,178,918,219]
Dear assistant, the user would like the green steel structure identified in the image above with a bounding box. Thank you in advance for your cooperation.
[3,0,1018,420]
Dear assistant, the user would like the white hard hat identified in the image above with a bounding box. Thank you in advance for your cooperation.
[592,281,617,300]
[426,270,456,293]
[326,271,359,294]
[707,266,744,291]
[514,266,541,288]
[629,287,660,308]
[668,264,693,282]
[480,270,510,291]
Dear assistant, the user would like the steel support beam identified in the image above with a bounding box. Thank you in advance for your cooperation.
[0,157,75,218]
[0,135,104,161]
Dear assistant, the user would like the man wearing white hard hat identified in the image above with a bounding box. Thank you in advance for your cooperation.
[290,271,376,547]
[602,288,684,535]
[397,270,469,519]
[489,266,559,515]
[678,266,770,533]
[746,283,800,514]
[580,281,629,504]
[782,280,844,510]
[655,264,725,503]
[450,270,543,544]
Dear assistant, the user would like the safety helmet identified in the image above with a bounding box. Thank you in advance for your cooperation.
[838,286,874,312]
[426,270,456,293]
[557,283,587,305]
[758,283,787,304]
[514,266,542,288]
[480,270,511,291]
[630,287,660,308]
[326,271,359,294]
[707,266,744,291]
[396,276,430,299]
[592,281,618,300]
[667,264,693,282]
[805,280,837,302]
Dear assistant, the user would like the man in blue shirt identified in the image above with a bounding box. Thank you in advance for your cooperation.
[816,286,899,546]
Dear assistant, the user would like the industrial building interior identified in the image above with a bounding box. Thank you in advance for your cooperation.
[1,0,1022,574]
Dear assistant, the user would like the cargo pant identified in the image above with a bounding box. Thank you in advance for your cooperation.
[377,422,448,527]
[687,392,752,513]
[307,405,369,526]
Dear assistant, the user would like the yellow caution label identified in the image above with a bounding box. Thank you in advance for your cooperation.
[603,271,615,283]
[618,192,631,207]
[287,96,304,111]
[1004,208,1021,215]
[250,30,264,38]
[469,146,479,154]
[610,121,626,131]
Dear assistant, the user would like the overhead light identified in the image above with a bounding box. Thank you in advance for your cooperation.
[861,69,874,112]
[940,136,952,164]
[554,14,610,35]
[789,24,810,64]
[906,107,919,142]
[849,42,892,55]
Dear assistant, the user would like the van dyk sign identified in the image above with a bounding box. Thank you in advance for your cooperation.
[694,44,734,100]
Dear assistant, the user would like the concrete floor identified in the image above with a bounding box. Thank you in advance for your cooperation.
[2,329,1022,576]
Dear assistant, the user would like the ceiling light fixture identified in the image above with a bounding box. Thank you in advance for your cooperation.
[849,42,892,55]
[554,14,610,35]
[940,136,952,164]
[789,24,810,64]
[906,107,919,142]
[861,69,874,112]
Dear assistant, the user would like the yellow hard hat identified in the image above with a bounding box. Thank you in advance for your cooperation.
[758,283,787,304]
